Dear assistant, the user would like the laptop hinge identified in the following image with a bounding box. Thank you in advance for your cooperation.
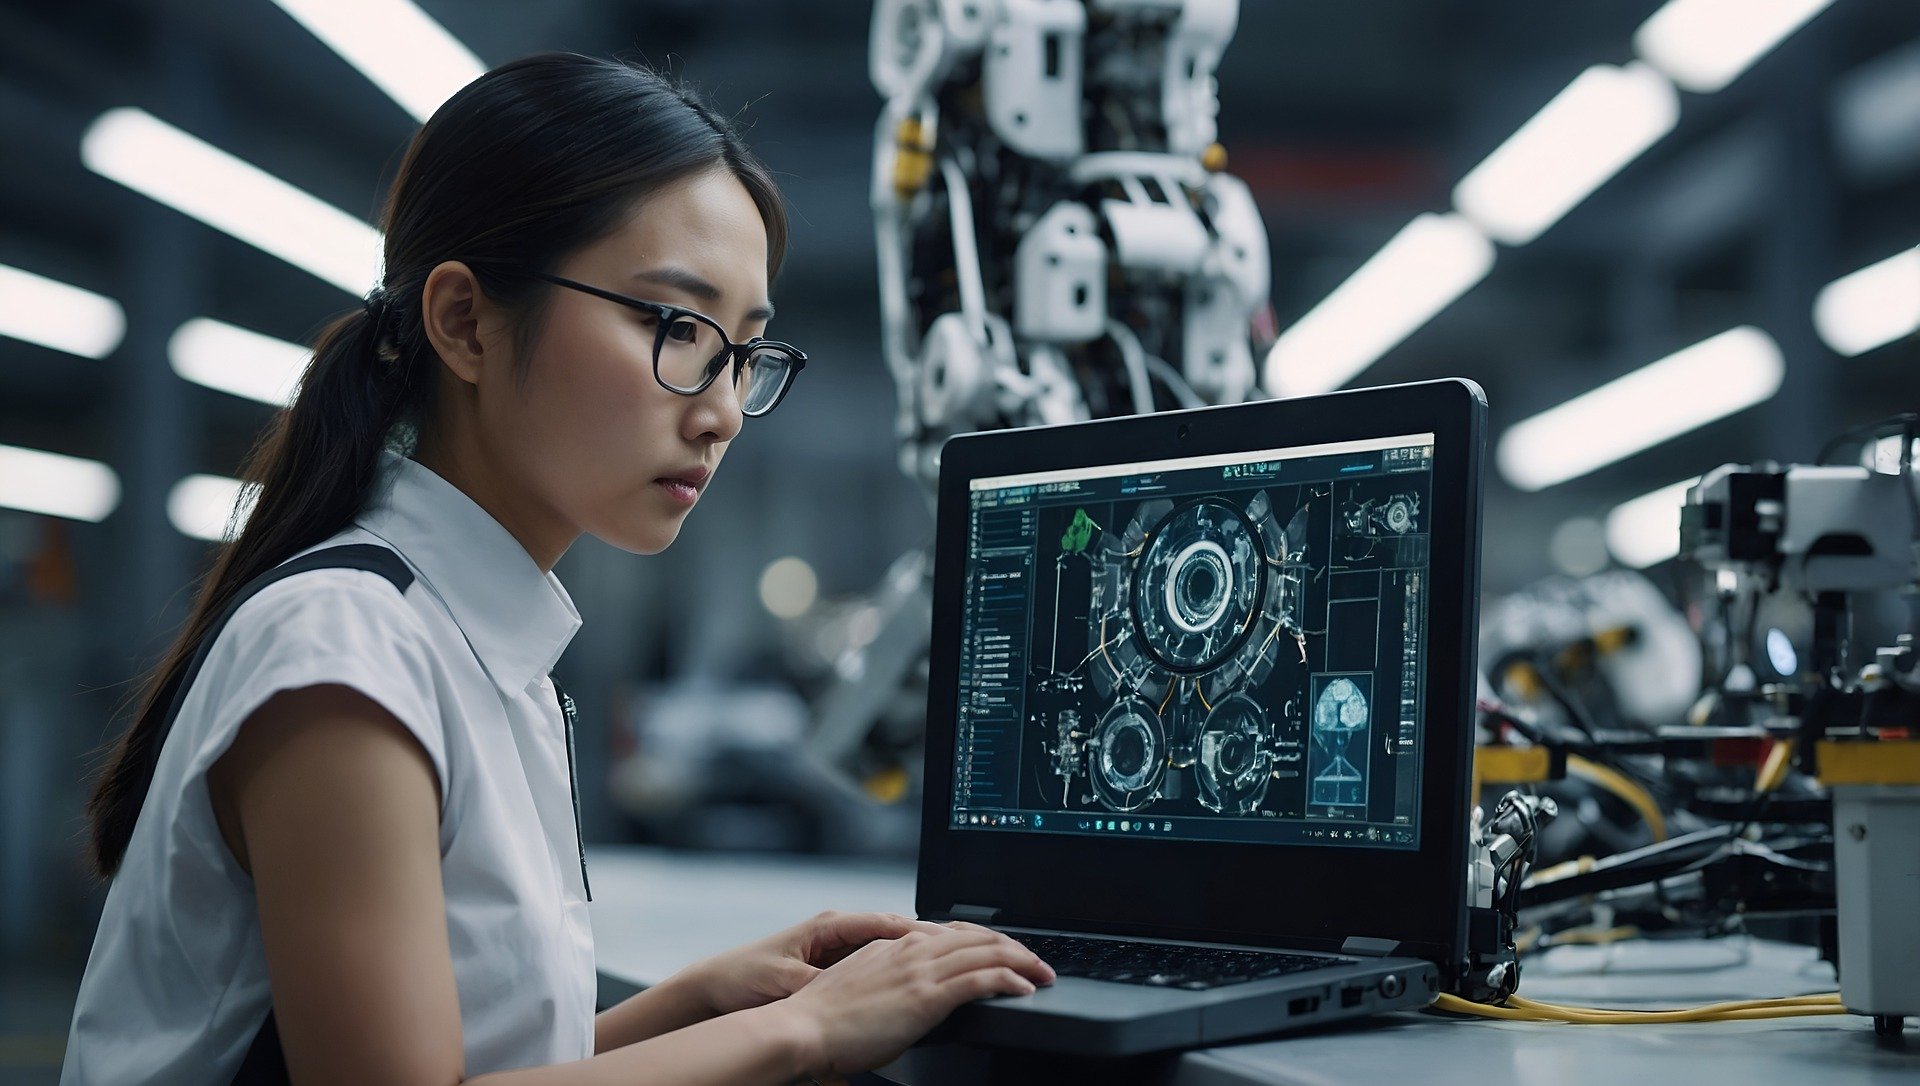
[947,904,1001,924]
[1341,936,1402,958]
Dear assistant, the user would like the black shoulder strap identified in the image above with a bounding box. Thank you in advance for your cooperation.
[152,543,414,783]
[231,1013,288,1085]
[141,543,415,1086]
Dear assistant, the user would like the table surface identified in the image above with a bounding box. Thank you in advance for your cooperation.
[587,845,1920,1085]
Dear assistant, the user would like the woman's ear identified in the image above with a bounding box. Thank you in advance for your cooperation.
[419,261,490,386]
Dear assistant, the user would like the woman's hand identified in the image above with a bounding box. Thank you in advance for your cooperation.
[674,909,951,1017]
[771,921,1056,1077]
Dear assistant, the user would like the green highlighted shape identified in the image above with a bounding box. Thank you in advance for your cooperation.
[1061,508,1100,554]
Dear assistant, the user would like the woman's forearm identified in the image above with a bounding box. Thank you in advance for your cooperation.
[469,1001,821,1086]
[592,970,715,1053]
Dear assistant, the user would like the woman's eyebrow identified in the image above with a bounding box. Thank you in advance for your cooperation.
[630,265,775,321]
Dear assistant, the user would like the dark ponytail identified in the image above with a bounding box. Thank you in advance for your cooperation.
[86,53,789,878]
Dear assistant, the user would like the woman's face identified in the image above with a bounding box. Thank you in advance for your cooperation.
[469,167,773,559]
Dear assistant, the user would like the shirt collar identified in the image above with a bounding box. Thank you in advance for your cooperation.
[356,449,582,696]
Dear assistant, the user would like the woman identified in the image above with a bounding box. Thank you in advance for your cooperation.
[66,53,1051,1084]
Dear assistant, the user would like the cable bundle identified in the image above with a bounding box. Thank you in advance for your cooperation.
[1432,990,1846,1024]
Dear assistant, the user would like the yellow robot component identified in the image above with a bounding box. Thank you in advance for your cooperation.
[863,764,911,804]
[1817,738,1920,785]
[892,116,934,201]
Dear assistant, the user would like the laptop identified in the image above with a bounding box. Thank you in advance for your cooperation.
[916,378,1487,1056]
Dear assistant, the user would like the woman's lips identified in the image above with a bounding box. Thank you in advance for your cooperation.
[655,478,699,505]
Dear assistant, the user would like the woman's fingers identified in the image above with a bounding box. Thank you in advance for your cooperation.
[891,925,1002,961]
[893,924,1053,987]
[925,940,1054,987]
[929,924,1052,982]
[805,911,948,963]
[783,930,1046,1073]
[943,966,1038,1003]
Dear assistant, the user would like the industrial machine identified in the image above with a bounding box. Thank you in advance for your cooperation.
[1462,414,1919,1034]
[1680,415,1920,1036]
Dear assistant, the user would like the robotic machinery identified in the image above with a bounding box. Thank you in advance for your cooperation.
[1466,416,1920,1031]
[808,0,1272,777]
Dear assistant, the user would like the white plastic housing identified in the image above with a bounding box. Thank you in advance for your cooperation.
[1015,202,1108,343]
[984,0,1086,160]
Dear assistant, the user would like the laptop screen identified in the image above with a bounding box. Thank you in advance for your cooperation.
[949,432,1435,852]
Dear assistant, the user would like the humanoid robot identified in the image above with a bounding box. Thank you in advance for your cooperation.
[808,0,1272,776]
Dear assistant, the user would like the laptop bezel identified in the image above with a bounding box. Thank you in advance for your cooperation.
[916,378,1487,977]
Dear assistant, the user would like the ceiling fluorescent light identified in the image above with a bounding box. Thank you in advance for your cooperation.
[1497,326,1784,491]
[1605,478,1696,568]
[167,473,260,543]
[0,263,125,359]
[1635,0,1836,95]
[169,318,309,406]
[0,444,120,522]
[1453,62,1679,246]
[81,108,382,295]
[1264,213,1495,397]
[1813,245,1920,357]
[269,0,485,124]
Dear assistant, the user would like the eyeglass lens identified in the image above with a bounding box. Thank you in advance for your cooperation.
[653,312,795,414]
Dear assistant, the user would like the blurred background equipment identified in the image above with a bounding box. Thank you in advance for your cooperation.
[1681,413,1920,1034]
[1464,414,1919,1031]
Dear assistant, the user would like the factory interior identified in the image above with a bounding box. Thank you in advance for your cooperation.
[3,1,1919,1083]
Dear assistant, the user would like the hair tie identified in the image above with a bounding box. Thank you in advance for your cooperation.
[363,286,403,366]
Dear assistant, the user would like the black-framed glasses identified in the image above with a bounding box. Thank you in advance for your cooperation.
[525,270,806,417]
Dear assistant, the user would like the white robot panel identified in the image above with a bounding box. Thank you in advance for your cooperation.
[870,0,1272,490]
[1014,202,1107,342]
[984,0,1087,160]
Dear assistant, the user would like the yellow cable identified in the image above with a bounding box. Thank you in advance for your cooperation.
[1505,997,1835,1020]
[1567,755,1668,842]
[1434,991,1844,1025]
[1528,853,1597,886]
[1509,1004,1846,1023]
[1756,739,1792,793]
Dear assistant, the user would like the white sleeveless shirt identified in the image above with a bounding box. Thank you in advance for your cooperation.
[62,450,596,1082]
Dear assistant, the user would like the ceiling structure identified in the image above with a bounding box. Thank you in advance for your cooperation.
[1,0,1916,622]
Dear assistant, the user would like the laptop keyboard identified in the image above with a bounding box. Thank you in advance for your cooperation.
[1012,933,1351,991]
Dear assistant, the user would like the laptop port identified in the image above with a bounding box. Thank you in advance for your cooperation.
[1340,986,1365,1008]
[1287,995,1320,1016]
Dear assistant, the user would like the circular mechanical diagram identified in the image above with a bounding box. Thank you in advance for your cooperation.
[1130,498,1267,675]
[1087,698,1166,812]
[1382,494,1417,533]
[1195,693,1274,814]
